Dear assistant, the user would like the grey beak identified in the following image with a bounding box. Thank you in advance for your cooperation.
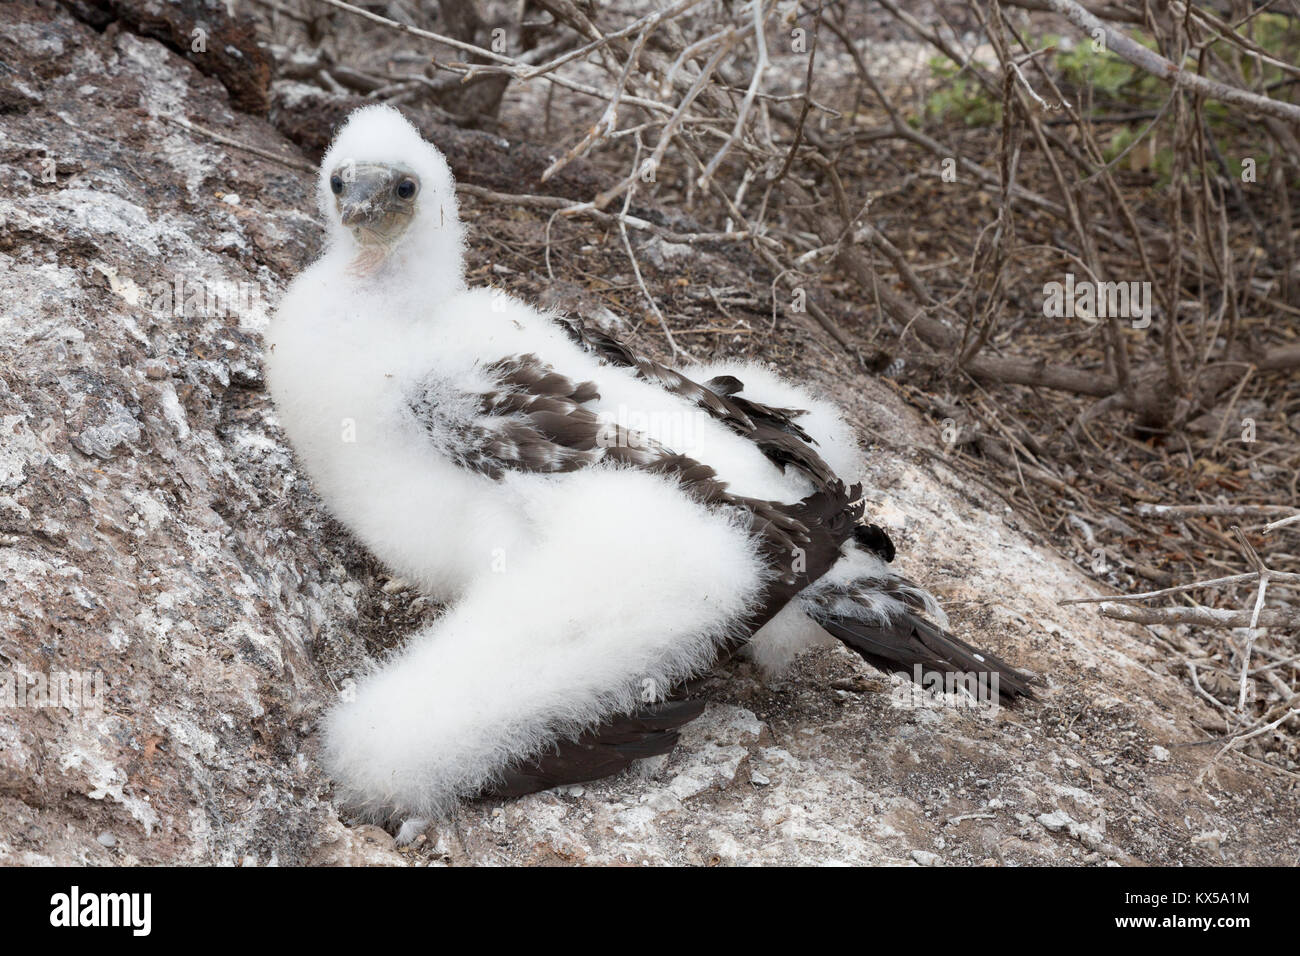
[338,171,391,227]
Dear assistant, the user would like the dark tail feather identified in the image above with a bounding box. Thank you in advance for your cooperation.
[483,698,706,799]
[819,612,1037,704]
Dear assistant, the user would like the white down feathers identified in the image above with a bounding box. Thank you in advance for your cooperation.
[267,106,888,815]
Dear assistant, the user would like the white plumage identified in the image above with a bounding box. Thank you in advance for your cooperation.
[267,106,1031,817]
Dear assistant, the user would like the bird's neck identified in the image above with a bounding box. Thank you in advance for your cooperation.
[338,229,466,307]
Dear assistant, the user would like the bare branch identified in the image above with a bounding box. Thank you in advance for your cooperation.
[1039,0,1300,125]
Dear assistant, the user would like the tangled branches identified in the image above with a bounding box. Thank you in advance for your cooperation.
[250,0,1300,773]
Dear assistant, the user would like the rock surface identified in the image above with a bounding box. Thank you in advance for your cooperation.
[1,0,1296,865]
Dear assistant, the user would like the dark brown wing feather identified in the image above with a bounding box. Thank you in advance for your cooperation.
[554,316,846,491]
[487,699,707,799]
[408,352,859,577]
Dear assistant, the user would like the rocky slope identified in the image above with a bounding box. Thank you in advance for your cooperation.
[0,0,1295,865]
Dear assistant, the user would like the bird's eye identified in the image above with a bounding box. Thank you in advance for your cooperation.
[330,173,344,195]
[396,178,417,200]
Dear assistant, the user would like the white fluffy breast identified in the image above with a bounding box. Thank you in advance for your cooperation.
[266,267,526,597]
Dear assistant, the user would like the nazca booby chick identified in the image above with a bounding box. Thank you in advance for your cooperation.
[266,105,1034,817]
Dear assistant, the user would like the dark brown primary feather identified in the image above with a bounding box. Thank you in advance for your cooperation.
[853,523,896,563]
[819,612,1037,704]
[805,573,1037,703]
